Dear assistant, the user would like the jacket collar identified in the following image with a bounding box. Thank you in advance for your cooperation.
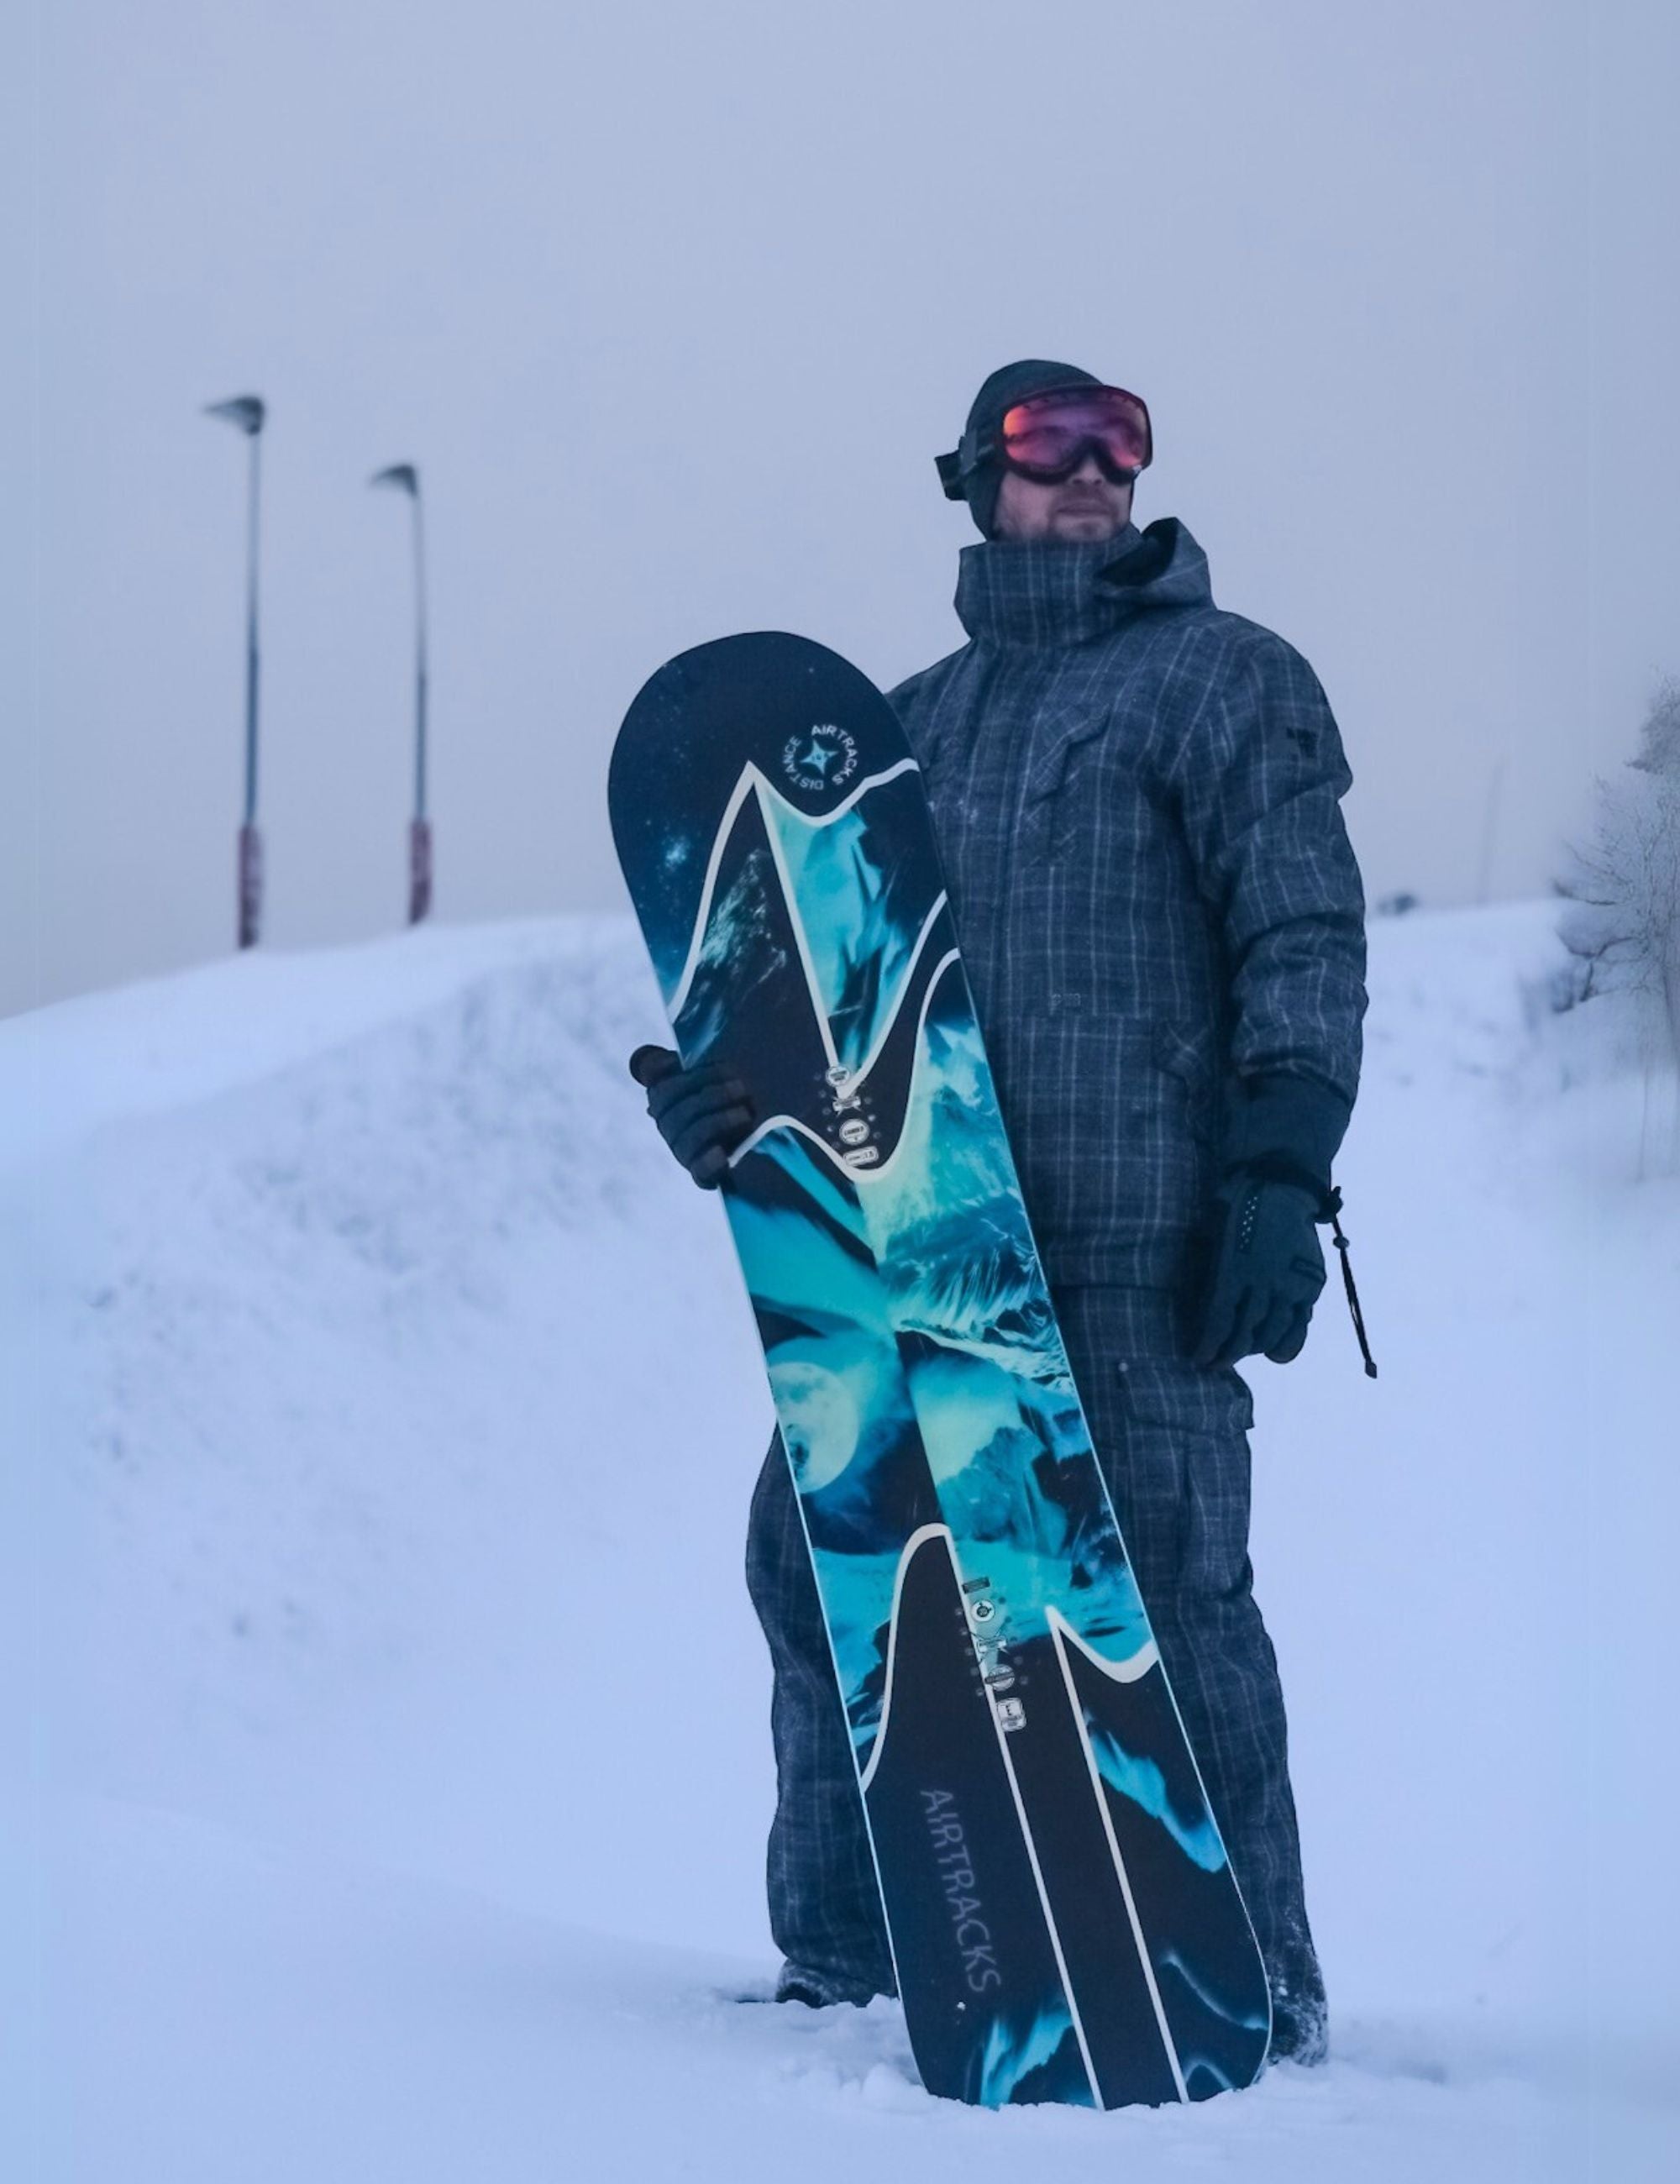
[953,517,1213,649]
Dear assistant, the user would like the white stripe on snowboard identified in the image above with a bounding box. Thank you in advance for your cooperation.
[974,1620,1105,2108]
[859,1524,1102,2108]
[667,757,921,1023]
[726,950,962,1176]
[1047,1608,1189,2103]
[858,1521,949,1794]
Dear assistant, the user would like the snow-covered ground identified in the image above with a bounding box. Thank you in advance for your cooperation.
[3,901,1676,2181]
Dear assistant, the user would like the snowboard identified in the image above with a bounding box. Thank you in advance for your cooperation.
[608,632,1272,2108]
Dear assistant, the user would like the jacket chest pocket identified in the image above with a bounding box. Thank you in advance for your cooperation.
[1021,702,1112,859]
[1150,1015,1221,1148]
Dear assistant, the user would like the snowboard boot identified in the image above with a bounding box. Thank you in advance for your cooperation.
[774,1961,880,2009]
[1265,1987,1329,2068]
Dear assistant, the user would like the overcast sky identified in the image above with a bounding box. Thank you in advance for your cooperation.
[6,0,1677,1018]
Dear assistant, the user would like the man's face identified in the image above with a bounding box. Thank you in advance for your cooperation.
[992,453,1134,543]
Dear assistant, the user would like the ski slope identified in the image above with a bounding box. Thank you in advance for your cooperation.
[3,901,1675,2181]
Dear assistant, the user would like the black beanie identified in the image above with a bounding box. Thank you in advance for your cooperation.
[937,359,1105,539]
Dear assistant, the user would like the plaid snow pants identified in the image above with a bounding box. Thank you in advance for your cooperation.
[743,1284,1326,2051]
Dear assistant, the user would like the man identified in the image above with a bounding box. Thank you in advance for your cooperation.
[633,359,1367,2067]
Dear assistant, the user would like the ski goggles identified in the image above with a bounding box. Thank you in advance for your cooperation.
[937,383,1153,498]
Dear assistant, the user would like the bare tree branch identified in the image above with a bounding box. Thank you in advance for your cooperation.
[1555,679,1680,1114]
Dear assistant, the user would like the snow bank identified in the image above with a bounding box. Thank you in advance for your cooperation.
[3,903,1675,2180]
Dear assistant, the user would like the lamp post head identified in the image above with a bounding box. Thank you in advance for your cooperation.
[370,463,420,498]
[204,395,265,436]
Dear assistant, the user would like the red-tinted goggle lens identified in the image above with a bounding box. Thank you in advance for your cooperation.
[999,386,1152,479]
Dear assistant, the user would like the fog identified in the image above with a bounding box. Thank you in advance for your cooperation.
[6,0,1676,1016]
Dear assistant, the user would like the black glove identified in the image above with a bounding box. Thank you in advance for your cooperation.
[1190,1173,1327,1368]
[1189,1068,1351,1367]
[628,1044,755,1189]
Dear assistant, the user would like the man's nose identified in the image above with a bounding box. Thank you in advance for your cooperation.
[1067,452,1106,483]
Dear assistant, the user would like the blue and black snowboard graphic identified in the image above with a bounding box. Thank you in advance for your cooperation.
[610,632,1271,2108]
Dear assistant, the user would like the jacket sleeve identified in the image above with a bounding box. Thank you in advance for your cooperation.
[1169,630,1368,1171]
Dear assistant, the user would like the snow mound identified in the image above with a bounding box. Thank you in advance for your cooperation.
[3,904,1675,2180]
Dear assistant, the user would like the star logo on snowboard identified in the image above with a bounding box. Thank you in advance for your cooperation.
[781,722,860,797]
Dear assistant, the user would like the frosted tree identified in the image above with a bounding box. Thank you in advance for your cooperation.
[1630,676,1680,780]
[1557,676,1680,1174]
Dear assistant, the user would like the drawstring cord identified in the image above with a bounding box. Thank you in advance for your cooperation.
[1320,1186,1378,1378]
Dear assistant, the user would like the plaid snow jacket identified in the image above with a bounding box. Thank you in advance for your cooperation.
[886,517,1368,1293]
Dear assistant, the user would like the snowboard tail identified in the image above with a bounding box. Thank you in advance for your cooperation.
[857,1523,1096,2107]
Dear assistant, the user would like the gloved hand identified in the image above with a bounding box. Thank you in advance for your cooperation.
[1190,1173,1327,1368]
[628,1044,756,1189]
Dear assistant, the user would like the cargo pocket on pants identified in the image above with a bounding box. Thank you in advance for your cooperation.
[1114,1357,1255,1602]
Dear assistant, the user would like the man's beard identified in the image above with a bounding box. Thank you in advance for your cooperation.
[1048,496,1126,536]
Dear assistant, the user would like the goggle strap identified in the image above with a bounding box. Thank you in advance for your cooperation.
[935,449,968,501]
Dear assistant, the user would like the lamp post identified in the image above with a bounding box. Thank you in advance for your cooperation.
[370,463,432,924]
[203,394,266,948]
